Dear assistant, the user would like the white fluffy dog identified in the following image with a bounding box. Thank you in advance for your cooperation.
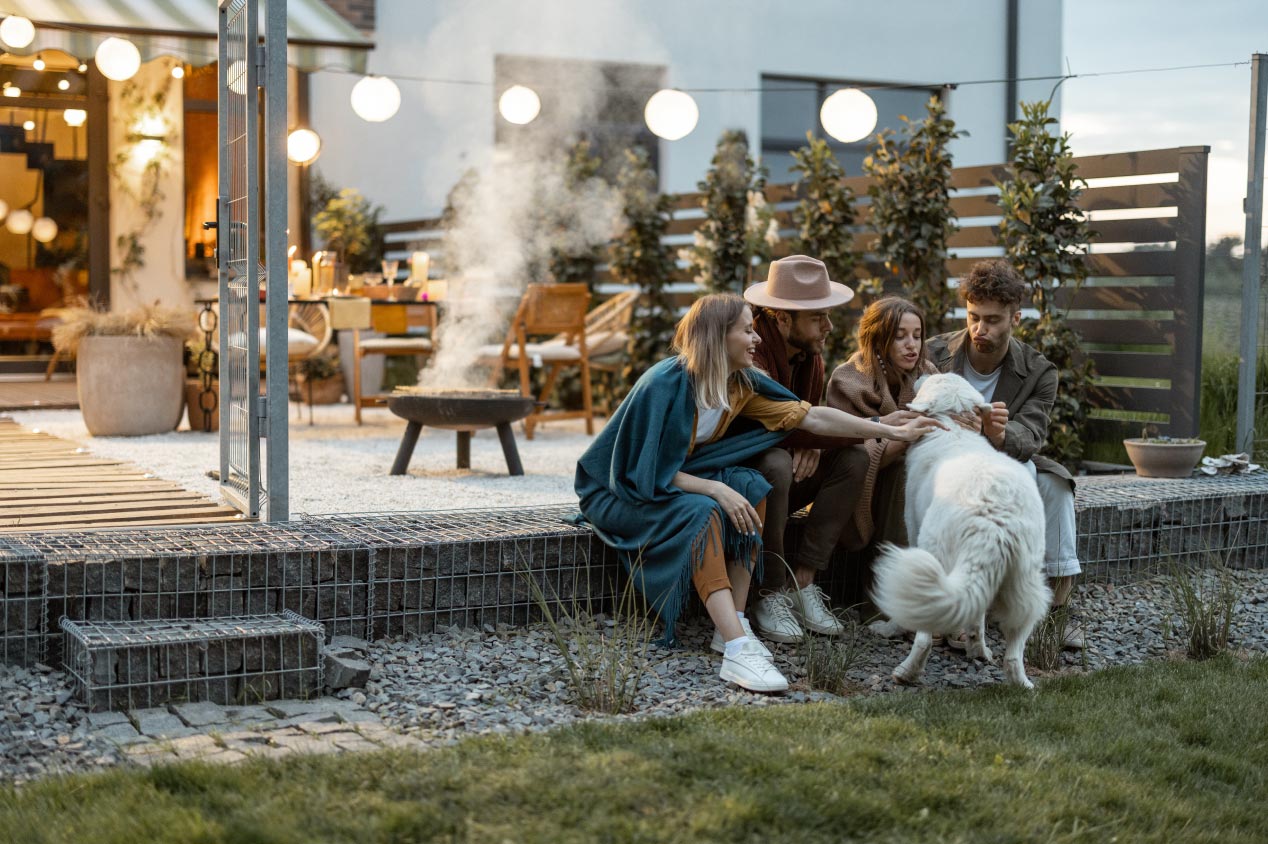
[871,373,1052,689]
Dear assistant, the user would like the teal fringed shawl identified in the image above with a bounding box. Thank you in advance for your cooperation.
[574,357,799,644]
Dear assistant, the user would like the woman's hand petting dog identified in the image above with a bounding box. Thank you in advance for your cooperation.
[709,481,762,536]
[887,416,947,442]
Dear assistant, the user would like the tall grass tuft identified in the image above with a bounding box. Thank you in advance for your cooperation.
[794,614,865,695]
[1167,556,1240,660]
[519,559,660,715]
[1025,606,1074,672]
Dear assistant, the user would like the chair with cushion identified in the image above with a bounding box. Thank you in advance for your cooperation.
[475,283,593,439]
[352,302,437,424]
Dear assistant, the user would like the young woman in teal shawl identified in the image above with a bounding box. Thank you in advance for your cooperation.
[575,294,939,692]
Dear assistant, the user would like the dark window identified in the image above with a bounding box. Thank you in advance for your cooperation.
[760,75,942,184]
[493,54,664,180]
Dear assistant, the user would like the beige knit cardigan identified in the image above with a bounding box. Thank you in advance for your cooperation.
[825,353,938,545]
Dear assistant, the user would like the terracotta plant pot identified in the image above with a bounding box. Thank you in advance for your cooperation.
[1123,438,1206,479]
[76,335,186,436]
[185,378,220,432]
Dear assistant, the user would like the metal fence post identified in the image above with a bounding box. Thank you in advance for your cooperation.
[1237,54,1268,456]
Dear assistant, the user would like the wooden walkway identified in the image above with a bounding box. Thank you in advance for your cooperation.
[0,417,242,532]
[0,377,79,411]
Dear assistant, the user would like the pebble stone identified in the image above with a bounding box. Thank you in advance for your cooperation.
[1,568,1265,786]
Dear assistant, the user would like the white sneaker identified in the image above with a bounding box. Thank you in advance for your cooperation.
[791,584,844,636]
[710,618,771,657]
[752,592,804,643]
[719,639,789,693]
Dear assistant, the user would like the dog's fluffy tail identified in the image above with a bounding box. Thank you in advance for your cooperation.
[870,543,992,635]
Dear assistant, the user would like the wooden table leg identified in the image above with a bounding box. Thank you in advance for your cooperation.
[456,430,472,469]
[390,421,423,475]
[496,422,524,476]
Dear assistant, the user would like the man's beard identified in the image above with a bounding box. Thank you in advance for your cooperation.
[788,333,823,356]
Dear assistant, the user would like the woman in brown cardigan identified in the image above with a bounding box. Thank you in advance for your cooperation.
[825,297,938,550]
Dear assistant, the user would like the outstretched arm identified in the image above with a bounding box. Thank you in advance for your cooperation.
[798,406,942,441]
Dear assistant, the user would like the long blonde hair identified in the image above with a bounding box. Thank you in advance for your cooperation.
[672,293,754,409]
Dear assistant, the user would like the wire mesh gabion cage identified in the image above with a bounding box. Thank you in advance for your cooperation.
[61,611,324,712]
[30,521,373,663]
[315,506,621,638]
[0,538,47,667]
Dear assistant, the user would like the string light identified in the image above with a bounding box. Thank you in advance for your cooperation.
[57,79,70,90]
[63,108,86,127]
[95,37,141,82]
[644,89,698,141]
[497,85,540,125]
[171,64,185,79]
[0,15,34,49]
[22,119,33,131]
[32,54,45,71]
[350,75,400,122]
[287,128,321,164]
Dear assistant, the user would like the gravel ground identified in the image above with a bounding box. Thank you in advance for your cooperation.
[6,406,592,514]
[2,569,1265,785]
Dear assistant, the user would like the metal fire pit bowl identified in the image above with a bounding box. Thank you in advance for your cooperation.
[387,389,538,476]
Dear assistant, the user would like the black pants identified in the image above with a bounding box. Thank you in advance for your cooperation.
[749,445,870,593]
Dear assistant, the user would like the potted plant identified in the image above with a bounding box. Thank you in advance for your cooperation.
[295,352,346,405]
[1123,426,1206,478]
[184,335,219,432]
[51,304,192,436]
[312,187,384,276]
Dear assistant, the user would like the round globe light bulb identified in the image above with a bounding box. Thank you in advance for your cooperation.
[3,86,20,98]
[171,64,185,79]
[644,89,699,141]
[819,88,878,143]
[95,37,141,82]
[286,128,321,164]
[22,120,34,131]
[63,108,87,127]
[6,209,34,235]
[77,62,87,73]
[0,16,35,50]
[32,56,45,71]
[57,79,70,91]
[31,217,58,243]
[350,75,401,122]
[497,85,541,125]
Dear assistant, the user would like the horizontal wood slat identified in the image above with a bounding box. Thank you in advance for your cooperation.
[1086,351,1176,380]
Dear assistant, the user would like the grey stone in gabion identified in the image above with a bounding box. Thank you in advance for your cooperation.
[83,561,125,594]
[206,640,244,674]
[158,556,199,592]
[435,578,467,610]
[135,591,199,621]
[3,560,41,594]
[400,579,436,611]
[86,595,130,622]
[323,651,370,690]
[3,598,41,632]
[121,559,162,592]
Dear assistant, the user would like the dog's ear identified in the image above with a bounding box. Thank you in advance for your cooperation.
[908,397,932,413]
[913,374,930,392]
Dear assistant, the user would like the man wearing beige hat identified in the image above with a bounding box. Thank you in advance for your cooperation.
[742,255,915,643]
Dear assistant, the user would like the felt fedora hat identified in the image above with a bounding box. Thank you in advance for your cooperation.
[743,255,854,310]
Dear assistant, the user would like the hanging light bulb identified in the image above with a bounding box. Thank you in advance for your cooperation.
[497,85,541,125]
[286,128,321,164]
[644,89,699,141]
[22,120,34,131]
[171,64,185,79]
[0,16,35,50]
[350,75,400,122]
[31,217,57,243]
[819,88,878,143]
[63,109,87,127]
[57,79,70,91]
[6,209,33,235]
[32,55,45,72]
[3,86,19,98]
[77,62,87,73]
[95,37,141,82]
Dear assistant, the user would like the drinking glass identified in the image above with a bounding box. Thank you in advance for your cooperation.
[381,259,400,291]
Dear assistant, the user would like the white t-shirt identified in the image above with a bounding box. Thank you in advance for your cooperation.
[961,358,1003,403]
[695,404,726,443]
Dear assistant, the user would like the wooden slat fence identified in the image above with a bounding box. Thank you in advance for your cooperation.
[382,145,1209,438]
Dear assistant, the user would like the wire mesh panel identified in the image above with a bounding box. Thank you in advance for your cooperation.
[34,521,372,662]
[0,539,46,667]
[316,506,620,639]
[1075,474,1268,581]
[61,611,323,712]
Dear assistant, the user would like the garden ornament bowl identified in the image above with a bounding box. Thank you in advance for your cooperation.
[1122,437,1206,479]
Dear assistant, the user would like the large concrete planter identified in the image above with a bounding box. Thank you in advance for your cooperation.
[1123,438,1206,478]
[77,335,185,436]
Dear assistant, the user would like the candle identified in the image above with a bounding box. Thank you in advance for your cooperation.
[293,267,312,298]
[409,251,430,285]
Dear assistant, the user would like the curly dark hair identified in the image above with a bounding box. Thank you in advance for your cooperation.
[960,259,1027,309]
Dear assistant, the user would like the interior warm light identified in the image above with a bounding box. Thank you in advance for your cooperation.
[497,85,541,125]
[0,16,35,50]
[22,120,34,131]
[31,217,58,243]
[57,79,70,91]
[63,109,87,127]
[32,55,45,71]
[77,62,87,73]
[171,65,185,79]
[644,89,699,141]
[3,86,20,98]
[5,209,33,235]
[0,199,8,220]
[350,75,401,122]
[95,37,141,82]
[286,128,321,164]
[819,88,878,143]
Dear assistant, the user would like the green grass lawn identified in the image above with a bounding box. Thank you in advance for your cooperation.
[3,655,1266,843]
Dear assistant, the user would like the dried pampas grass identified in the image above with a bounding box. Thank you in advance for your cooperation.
[51,303,194,355]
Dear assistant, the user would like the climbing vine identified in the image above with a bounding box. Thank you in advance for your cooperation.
[109,72,176,287]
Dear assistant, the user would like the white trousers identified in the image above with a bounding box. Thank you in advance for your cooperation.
[1024,460,1082,578]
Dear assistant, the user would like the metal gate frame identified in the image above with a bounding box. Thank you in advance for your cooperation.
[217,0,288,520]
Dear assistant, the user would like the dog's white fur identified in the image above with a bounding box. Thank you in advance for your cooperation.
[871,373,1052,689]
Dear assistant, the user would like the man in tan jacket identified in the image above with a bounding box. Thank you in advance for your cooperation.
[925,259,1084,649]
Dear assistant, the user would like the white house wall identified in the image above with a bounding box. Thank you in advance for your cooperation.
[306,0,1063,222]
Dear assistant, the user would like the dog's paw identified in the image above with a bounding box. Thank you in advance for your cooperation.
[1003,659,1033,689]
[892,664,924,686]
[967,644,994,664]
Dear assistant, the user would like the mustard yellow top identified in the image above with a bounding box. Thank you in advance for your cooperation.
[689,379,812,453]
